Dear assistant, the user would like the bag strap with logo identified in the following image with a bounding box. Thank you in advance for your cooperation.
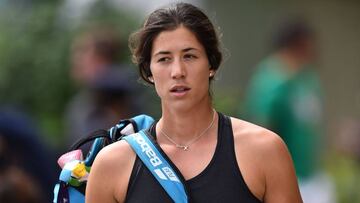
[122,130,189,203]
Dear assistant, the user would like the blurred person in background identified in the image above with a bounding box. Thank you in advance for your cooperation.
[243,20,335,203]
[64,26,141,147]
[0,107,57,203]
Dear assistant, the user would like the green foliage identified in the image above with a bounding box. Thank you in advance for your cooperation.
[0,1,140,144]
[0,2,73,141]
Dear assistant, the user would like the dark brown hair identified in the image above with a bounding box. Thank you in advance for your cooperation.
[129,2,222,84]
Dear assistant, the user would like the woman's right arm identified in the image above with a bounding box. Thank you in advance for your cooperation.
[86,141,136,203]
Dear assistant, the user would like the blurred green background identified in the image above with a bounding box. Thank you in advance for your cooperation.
[0,0,359,202]
[0,0,140,145]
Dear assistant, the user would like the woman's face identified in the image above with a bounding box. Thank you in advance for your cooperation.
[150,25,212,111]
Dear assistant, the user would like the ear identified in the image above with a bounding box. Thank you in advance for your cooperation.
[209,70,215,77]
[148,76,154,83]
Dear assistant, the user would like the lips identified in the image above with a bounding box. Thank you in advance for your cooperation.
[170,85,191,94]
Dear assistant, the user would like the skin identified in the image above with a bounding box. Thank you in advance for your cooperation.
[86,25,303,203]
[71,36,109,86]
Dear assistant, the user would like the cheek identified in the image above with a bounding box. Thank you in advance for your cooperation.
[190,62,210,81]
[189,69,210,91]
[150,67,167,96]
[150,66,163,83]
[149,60,164,77]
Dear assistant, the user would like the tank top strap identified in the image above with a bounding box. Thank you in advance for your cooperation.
[216,113,262,203]
[216,112,236,159]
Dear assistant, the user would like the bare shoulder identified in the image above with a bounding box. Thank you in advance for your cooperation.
[94,139,136,168]
[230,116,292,175]
[230,117,286,154]
[230,117,302,203]
[86,140,136,203]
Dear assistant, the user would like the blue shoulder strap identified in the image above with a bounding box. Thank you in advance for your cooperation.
[122,130,188,203]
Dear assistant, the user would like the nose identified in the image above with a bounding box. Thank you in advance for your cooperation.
[170,59,186,79]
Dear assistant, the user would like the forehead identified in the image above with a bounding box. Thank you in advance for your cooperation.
[151,26,204,54]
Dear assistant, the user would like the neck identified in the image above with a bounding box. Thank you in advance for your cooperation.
[158,102,215,143]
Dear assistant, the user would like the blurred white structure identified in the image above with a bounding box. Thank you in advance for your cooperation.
[59,0,204,28]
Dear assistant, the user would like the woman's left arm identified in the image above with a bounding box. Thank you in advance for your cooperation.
[261,133,303,203]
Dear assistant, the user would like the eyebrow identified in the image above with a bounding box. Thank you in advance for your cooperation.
[182,47,197,52]
[153,51,171,57]
[153,47,198,57]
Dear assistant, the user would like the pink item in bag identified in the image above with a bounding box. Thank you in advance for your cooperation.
[57,149,83,169]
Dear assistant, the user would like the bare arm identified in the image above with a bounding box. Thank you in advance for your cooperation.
[86,141,136,203]
[262,133,303,203]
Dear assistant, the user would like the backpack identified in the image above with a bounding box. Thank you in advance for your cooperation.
[53,114,188,203]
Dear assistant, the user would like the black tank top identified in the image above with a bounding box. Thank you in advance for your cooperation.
[125,113,262,203]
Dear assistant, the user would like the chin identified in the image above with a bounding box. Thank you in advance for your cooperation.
[171,99,193,110]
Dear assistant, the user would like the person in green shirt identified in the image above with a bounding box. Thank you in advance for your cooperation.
[244,20,335,203]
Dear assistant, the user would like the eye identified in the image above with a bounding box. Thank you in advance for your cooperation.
[157,57,171,63]
[184,54,197,60]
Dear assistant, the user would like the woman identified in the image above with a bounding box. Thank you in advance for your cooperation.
[86,3,302,203]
